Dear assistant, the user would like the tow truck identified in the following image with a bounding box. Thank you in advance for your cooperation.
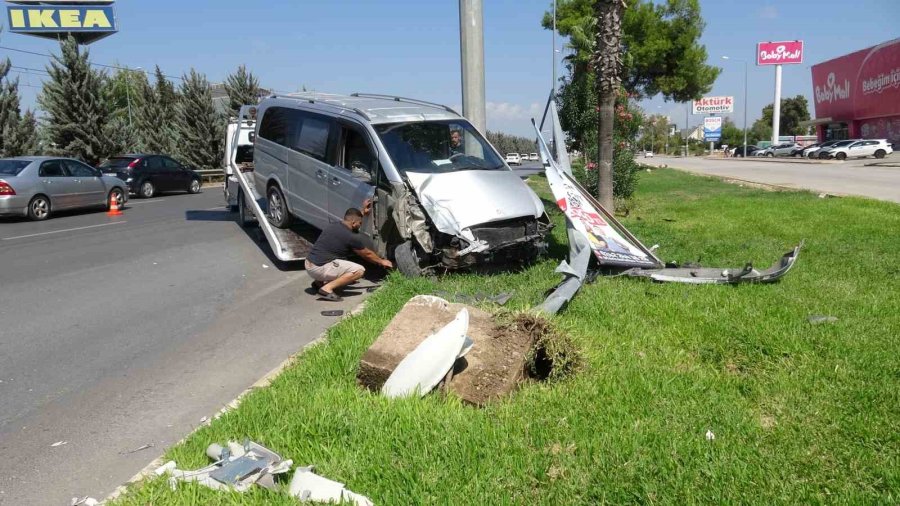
[224,105,313,262]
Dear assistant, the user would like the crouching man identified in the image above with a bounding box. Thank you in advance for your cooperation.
[305,208,393,302]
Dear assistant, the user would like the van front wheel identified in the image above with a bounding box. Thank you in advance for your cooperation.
[394,240,424,278]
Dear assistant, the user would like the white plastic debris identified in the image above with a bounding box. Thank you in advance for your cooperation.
[289,466,373,506]
[51,441,68,447]
[705,430,716,441]
[155,460,177,476]
[262,264,270,269]
[71,497,99,506]
[167,440,291,493]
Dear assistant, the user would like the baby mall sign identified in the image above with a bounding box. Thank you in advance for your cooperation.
[757,41,804,66]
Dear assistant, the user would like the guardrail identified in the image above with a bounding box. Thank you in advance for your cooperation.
[196,168,225,183]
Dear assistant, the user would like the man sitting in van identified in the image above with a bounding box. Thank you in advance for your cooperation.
[306,207,393,302]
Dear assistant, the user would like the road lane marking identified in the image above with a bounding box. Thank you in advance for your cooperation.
[2,221,127,240]
[125,199,167,205]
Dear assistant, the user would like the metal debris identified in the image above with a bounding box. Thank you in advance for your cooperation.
[121,443,154,455]
[162,440,292,493]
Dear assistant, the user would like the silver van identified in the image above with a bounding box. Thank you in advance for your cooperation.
[251,92,550,276]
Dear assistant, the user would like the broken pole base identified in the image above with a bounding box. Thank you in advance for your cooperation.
[357,296,533,406]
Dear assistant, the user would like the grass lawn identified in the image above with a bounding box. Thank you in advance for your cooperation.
[113,169,899,505]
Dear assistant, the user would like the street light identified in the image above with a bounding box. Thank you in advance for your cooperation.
[722,56,748,157]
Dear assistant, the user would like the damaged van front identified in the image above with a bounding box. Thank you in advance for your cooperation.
[375,119,550,275]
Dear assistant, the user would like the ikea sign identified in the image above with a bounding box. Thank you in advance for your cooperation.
[6,2,117,44]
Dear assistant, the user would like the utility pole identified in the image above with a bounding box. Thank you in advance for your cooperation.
[722,56,749,157]
[552,0,557,93]
[459,0,486,134]
[684,104,689,157]
[772,64,782,145]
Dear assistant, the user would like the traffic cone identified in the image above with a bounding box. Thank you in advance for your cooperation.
[108,193,122,216]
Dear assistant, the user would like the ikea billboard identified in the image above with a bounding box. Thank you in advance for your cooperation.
[6,1,117,44]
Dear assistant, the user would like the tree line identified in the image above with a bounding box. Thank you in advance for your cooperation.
[0,36,262,170]
[485,131,537,157]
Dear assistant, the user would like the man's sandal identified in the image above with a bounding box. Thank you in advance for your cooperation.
[317,289,343,302]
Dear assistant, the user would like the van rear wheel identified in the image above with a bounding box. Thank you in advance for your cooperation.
[395,240,424,278]
[266,185,292,228]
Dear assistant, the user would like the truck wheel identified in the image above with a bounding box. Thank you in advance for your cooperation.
[237,188,256,228]
[266,185,292,228]
[394,240,424,278]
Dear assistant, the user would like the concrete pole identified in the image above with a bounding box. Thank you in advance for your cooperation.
[459,0,486,134]
[685,104,689,156]
[772,64,782,145]
[742,60,748,157]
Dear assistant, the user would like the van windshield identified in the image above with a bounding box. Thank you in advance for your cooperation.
[375,120,506,175]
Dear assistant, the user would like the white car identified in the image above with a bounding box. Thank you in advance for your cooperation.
[644,151,654,158]
[529,153,539,161]
[505,153,521,165]
[802,140,841,158]
[824,139,893,160]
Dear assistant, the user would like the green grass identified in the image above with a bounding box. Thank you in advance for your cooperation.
[113,169,899,505]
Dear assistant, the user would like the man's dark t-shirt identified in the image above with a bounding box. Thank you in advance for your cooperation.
[307,222,373,266]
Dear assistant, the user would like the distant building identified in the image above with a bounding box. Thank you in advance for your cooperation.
[805,38,899,146]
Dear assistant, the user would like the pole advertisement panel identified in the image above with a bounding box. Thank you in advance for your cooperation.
[757,41,804,66]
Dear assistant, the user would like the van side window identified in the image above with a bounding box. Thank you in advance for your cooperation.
[292,114,332,162]
[339,126,376,173]
[259,107,289,146]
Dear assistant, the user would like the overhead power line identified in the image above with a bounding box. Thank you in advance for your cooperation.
[0,44,185,81]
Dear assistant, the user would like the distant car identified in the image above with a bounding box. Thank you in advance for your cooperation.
[99,154,202,198]
[0,157,128,221]
[644,151,654,158]
[822,139,893,160]
[732,145,760,157]
[790,144,814,157]
[529,153,539,161]
[802,140,841,158]
[816,139,858,159]
[505,153,521,166]
[767,143,801,157]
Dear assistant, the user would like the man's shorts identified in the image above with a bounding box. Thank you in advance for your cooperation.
[305,259,365,282]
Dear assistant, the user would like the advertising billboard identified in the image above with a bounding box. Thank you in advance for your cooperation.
[757,41,804,66]
[5,1,116,44]
[703,117,722,141]
[692,96,734,114]
[811,39,900,121]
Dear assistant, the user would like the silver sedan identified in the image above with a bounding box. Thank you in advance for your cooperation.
[0,156,129,221]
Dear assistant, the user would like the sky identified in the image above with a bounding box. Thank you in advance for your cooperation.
[1,0,898,137]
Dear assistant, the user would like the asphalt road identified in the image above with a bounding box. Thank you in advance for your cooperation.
[0,188,369,504]
[646,155,900,203]
[511,161,545,179]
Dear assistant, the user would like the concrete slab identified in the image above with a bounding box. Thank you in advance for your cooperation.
[358,296,534,406]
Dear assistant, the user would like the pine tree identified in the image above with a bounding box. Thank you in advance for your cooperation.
[175,69,223,171]
[15,110,39,156]
[0,57,22,157]
[136,66,178,153]
[38,36,113,165]
[223,64,261,117]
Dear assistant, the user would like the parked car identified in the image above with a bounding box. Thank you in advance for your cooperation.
[757,143,801,157]
[821,139,893,160]
[505,153,521,165]
[529,153,539,161]
[816,140,858,159]
[98,154,202,198]
[732,145,760,157]
[0,157,128,221]
[802,140,841,158]
[644,151,654,158]
[251,92,550,276]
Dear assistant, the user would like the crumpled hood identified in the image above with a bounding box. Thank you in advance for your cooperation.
[405,170,545,235]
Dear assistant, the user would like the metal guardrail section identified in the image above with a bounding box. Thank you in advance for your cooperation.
[228,105,311,262]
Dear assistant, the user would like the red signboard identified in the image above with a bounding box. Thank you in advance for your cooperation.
[757,41,804,66]
[811,39,900,121]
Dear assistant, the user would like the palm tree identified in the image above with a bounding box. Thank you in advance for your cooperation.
[592,0,626,209]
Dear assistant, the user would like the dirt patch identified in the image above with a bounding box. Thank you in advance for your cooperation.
[358,298,580,406]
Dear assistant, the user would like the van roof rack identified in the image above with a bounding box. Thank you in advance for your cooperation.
[350,93,460,116]
[270,93,371,121]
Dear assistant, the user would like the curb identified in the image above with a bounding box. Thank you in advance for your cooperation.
[703,156,842,165]
[103,298,371,503]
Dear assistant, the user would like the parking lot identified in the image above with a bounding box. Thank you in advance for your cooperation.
[646,155,900,203]
[0,188,369,504]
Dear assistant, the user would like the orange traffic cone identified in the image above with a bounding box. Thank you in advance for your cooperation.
[108,193,122,216]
